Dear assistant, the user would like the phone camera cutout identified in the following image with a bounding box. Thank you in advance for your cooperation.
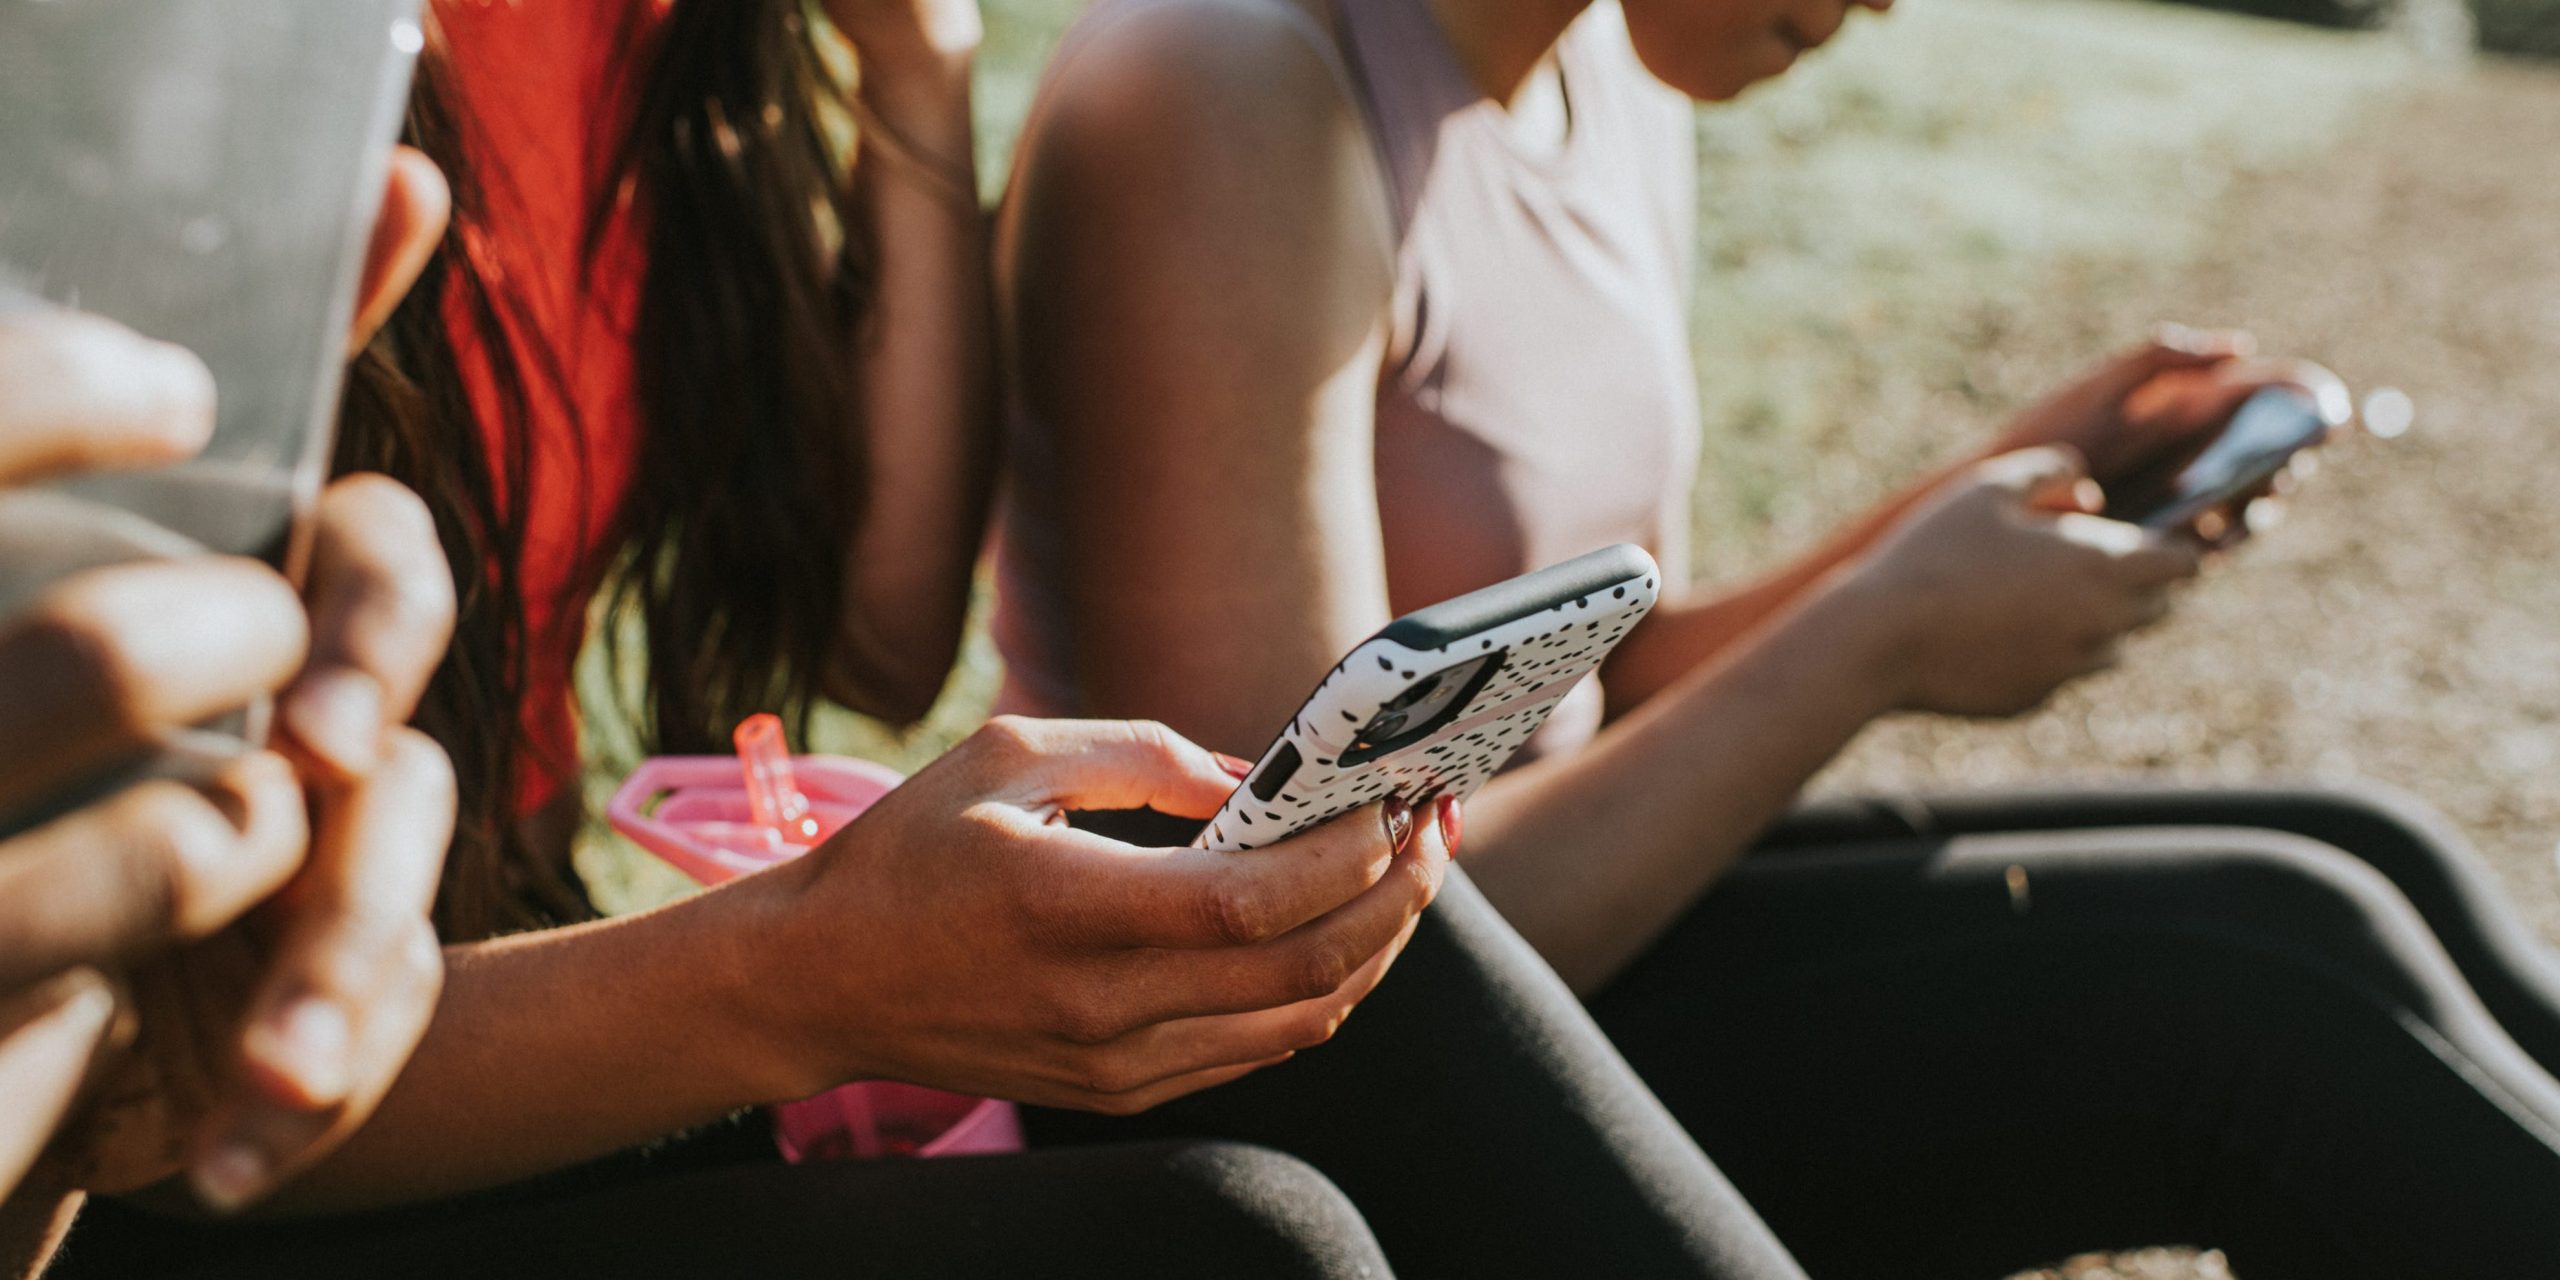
[1339,651,1504,767]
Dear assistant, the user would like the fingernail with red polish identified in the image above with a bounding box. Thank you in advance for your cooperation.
[1437,796,1463,858]
[1382,796,1414,853]
[1213,753,1255,780]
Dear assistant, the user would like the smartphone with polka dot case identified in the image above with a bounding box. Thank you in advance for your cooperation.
[1199,544,1660,852]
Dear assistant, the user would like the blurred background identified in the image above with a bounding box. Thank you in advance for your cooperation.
[584,2,2559,1270]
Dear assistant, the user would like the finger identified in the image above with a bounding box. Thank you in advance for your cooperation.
[1122,802,1447,1020]
[278,476,456,780]
[0,312,215,485]
[1072,1054,1289,1117]
[1976,446,2090,508]
[2146,323,2253,368]
[1044,798,1414,951]
[1073,880,1437,1112]
[0,754,307,992]
[0,558,307,816]
[1103,896,1421,1083]
[0,969,123,1196]
[2070,327,2253,415]
[347,148,451,355]
[191,730,454,1212]
[2111,533,2203,588]
[2178,363,2352,455]
[979,717,1243,820]
[2172,364,2313,447]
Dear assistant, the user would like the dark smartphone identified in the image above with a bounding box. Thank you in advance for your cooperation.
[2115,386,2332,531]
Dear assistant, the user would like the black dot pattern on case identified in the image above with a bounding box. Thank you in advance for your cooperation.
[1205,570,1655,852]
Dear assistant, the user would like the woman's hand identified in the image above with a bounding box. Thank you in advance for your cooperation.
[1836,447,2202,718]
[747,717,1453,1115]
[1995,327,2352,520]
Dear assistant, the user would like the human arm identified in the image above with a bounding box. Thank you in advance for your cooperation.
[241,718,1449,1210]
[997,0,1403,753]
[1600,328,2342,712]
[816,0,1000,723]
[1467,449,2198,989]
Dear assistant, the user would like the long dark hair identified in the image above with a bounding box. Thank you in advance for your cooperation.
[337,0,875,940]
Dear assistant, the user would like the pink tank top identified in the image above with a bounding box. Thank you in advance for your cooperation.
[995,0,1701,761]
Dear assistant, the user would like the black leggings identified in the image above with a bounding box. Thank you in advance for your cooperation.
[1757,783,2560,1073]
[1582,784,2560,1280]
[140,1141,1391,1280]
[1040,785,2560,1278]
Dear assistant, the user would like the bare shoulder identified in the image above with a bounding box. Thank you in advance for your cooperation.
[1015,0,1377,210]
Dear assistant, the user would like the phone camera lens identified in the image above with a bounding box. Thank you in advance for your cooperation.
[1386,674,1443,713]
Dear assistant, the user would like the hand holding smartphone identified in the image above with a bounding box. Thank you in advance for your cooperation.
[2112,385,2338,532]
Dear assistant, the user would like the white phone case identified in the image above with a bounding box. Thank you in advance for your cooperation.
[1201,544,1661,851]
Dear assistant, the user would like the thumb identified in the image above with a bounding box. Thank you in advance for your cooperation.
[347,148,450,356]
[2115,323,2253,389]
[2061,325,2254,421]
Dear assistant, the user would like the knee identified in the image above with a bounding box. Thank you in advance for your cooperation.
[2178,831,2411,932]
[2285,779,2480,873]
[1984,824,2426,962]
[1149,1142,1390,1280]
[2137,832,2451,997]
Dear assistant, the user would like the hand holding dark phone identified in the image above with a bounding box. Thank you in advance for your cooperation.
[2113,385,2337,532]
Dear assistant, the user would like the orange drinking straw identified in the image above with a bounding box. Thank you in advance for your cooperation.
[733,713,821,844]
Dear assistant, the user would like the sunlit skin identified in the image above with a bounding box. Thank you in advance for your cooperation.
[998,0,2352,992]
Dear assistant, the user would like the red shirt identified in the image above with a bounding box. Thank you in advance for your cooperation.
[437,0,658,811]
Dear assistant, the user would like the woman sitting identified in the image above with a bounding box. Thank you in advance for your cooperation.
[990,0,2560,1274]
